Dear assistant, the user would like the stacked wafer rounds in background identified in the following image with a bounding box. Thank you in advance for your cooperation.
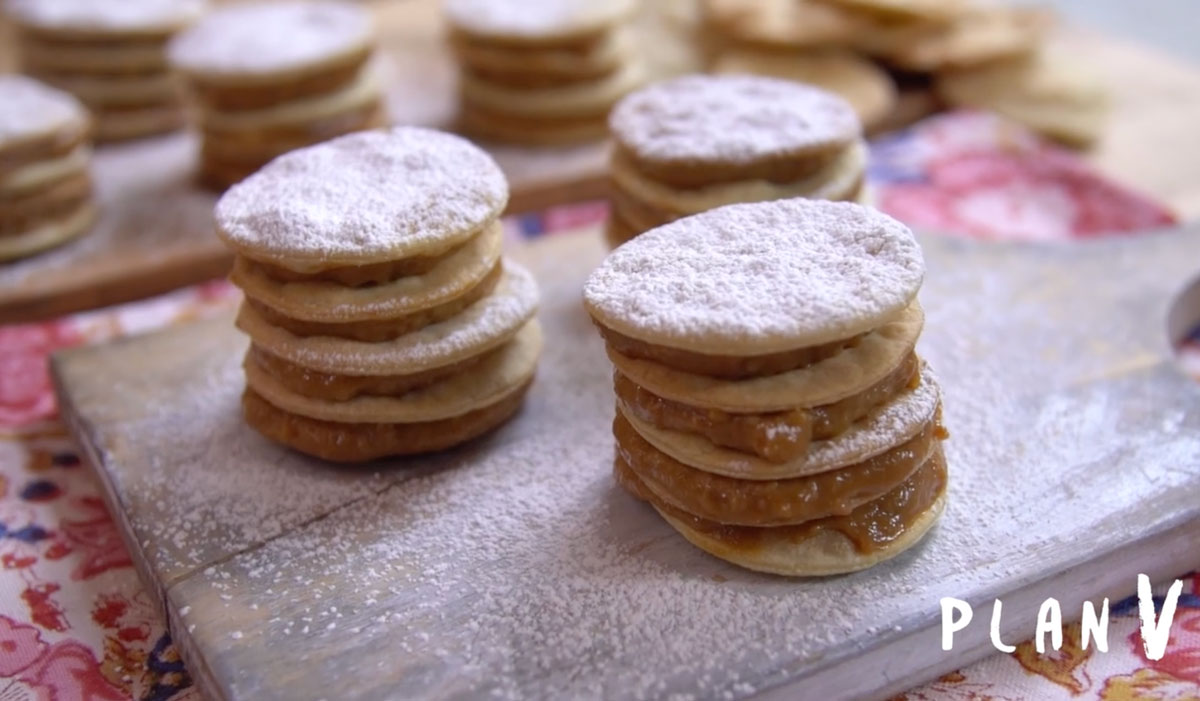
[168,1,388,190]
[5,0,203,142]
[585,199,948,576]
[445,0,645,145]
[0,75,95,261]
[606,74,866,247]
[699,0,1106,146]
[218,127,541,463]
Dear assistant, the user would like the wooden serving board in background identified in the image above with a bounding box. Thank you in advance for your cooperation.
[4,0,1200,323]
[5,0,1200,323]
[52,226,1200,700]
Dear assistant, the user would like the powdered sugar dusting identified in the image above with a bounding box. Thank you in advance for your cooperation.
[215,127,508,265]
[585,199,924,353]
[0,75,88,144]
[168,1,371,77]
[610,74,860,165]
[6,0,204,32]
[445,0,635,38]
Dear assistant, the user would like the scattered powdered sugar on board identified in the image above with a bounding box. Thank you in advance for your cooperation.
[609,74,861,165]
[445,0,635,39]
[584,199,925,353]
[5,0,204,32]
[167,1,371,77]
[214,127,508,265]
[0,75,87,144]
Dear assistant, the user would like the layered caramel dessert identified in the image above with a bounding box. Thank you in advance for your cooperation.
[217,127,541,463]
[584,198,949,576]
[605,74,868,248]
[6,0,204,142]
[445,0,645,146]
[0,75,96,261]
[168,1,388,190]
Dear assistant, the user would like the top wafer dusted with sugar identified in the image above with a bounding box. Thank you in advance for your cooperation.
[445,0,637,42]
[609,74,861,172]
[215,127,508,270]
[168,1,373,81]
[0,75,90,150]
[584,199,924,355]
[6,0,205,35]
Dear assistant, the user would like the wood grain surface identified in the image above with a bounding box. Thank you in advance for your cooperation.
[52,224,1200,700]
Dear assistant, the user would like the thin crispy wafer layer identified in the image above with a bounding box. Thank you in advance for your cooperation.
[620,448,948,576]
[614,352,918,462]
[610,139,867,218]
[185,50,370,111]
[244,320,542,424]
[236,260,540,376]
[242,378,532,463]
[247,342,499,402]
[245,262,503,343]
[607,303,923,412]
[459,59,644,119]
[597,318,863,381]
[0,201,96,261]
[622,363,941,480]
[615,409,938,526]
[231,221,503,322]
[458,103,609,146]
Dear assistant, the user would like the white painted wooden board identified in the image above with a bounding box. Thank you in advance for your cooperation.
[52,227,1200,700]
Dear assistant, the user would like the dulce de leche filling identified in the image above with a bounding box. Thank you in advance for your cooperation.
[598,323,864,380]
[614,411,938,527]
[249,262,502,342]
[615,446,947,554]
[247,343,499,402]
[614,353,920,463]
[247,234,470,287]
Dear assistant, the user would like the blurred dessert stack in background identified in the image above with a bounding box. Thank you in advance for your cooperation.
[700,0,1109,146]
[606,74,867,247]
[5,0,205,142]
[446,0,646,145]
[168,0,388,190]
[0,75,95,260]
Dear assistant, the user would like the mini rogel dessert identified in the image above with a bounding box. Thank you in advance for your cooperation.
[445,0,645,145]
[584,198,949,576]
[168,0,388,190]
[217,126,541,462]
[5,0,205,142]
[0,75,96,261]
[606,74,866,248]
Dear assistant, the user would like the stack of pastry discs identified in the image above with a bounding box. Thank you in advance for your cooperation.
[445,0,645,146]
[217,127,542,463]
[0,75,95,261]
[168,1,388,190]
[606,74,866,248]
[700,0,897,131]
[5,0,203,142]
[584,198,948,576]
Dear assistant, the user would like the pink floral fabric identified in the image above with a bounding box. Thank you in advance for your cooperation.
[0,112,1193,700]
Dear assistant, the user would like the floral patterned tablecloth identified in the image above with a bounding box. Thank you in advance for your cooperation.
[1,112,1197,700]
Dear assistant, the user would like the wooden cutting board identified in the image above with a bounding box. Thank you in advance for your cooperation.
[52,224,1200,700]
